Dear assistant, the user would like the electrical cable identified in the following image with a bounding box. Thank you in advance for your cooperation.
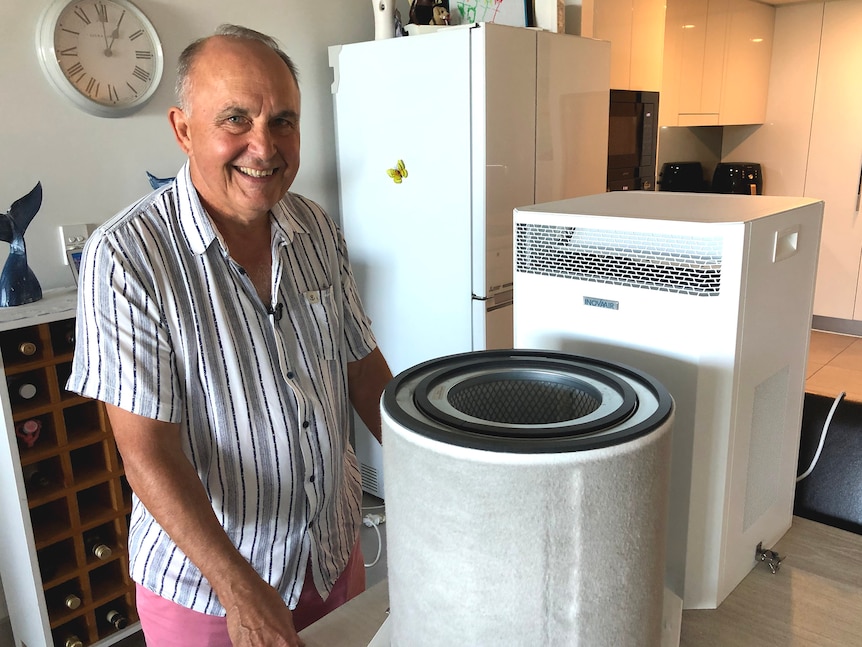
[363,513,384,568]
[796,390,845,483]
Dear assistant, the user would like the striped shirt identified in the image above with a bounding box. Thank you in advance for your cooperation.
[67,161,377,615]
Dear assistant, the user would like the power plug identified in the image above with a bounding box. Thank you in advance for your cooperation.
[363,513,385,527]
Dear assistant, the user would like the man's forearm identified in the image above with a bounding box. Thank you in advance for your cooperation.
[105,404,262,604]
[347,347,393,443]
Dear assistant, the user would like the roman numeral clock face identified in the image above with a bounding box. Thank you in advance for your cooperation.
[37,0,164,117]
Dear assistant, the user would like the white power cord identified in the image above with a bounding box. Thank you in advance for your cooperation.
[363,512,385,568]
[796,391,845,483]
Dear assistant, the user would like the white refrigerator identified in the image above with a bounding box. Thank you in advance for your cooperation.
[329,23,610,497]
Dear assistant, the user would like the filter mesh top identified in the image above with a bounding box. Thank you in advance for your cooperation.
[447,378,601,425]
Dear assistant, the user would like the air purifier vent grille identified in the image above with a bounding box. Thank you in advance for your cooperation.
[360,462,382,498]
[516,223,724,296]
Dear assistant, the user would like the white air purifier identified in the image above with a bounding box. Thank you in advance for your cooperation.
[514,191,823,644]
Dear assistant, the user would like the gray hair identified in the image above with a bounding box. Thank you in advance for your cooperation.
[175,24,300,113]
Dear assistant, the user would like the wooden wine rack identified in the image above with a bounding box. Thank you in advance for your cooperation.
[0,290,139,647]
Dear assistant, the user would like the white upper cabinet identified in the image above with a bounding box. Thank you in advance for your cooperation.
[581,0,665,91]
[660,0,774,126]
[719,0,776,125]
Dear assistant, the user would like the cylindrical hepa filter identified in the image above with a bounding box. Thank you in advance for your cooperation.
[382,350,674,647]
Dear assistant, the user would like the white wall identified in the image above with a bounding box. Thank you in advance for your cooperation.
[0,0,410,292]
[0,0,410,636]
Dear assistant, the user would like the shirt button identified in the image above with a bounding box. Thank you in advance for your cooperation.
[309,474,316,483]
[302,421,310,429]
[287,371,295,379]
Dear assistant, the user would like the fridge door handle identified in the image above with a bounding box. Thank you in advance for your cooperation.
[856,161,862,213]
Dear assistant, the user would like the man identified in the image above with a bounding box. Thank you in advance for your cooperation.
[68,24,392,647]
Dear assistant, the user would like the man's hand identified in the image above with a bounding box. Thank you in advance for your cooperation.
[224,578,306,647]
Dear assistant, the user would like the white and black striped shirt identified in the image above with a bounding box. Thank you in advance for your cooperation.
[67,162,377,614]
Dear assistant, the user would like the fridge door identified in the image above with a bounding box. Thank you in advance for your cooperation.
[535,31,611,203]
[470,24,537,319]
[472,298,514,351]
[331,28,473,376]
[331,30,477,499]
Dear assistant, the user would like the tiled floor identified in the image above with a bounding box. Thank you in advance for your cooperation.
[807,329,862,402]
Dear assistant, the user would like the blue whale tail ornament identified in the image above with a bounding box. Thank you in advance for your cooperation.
[146,171,174,190]
[0,182,43,307]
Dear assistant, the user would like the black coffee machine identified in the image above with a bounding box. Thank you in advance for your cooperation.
[711,163,763,195]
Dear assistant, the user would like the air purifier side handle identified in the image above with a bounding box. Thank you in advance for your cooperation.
[773,226,800,263]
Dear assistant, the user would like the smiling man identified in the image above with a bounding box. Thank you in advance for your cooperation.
[67,25,392,647]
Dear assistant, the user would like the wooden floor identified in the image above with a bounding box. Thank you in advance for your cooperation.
[807,330,862,402]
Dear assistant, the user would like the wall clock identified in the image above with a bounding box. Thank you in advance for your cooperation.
[36,0,164,118]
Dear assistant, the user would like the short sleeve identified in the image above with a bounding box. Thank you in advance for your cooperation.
[66,229,182,423]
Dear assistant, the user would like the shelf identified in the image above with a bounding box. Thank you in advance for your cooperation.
[0,311,136,646]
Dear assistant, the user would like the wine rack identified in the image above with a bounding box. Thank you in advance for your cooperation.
[0,290,139,647]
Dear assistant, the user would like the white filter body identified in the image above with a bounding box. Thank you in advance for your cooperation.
[381,350,674,647]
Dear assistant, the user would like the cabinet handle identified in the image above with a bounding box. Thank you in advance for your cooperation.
[856,162,862,213]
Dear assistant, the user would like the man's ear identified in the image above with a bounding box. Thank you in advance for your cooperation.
[168,106,193,155]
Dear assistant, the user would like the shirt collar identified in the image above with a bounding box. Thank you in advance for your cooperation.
[175,161,311,256]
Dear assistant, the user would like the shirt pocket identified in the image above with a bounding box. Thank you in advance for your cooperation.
[303,286,339,360]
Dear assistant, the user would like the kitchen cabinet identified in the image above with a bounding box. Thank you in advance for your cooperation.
[581,0,665,91]
[660,0,774,126]
[0,290,138,647]
[715,0,862,325]
[805,1,862,321]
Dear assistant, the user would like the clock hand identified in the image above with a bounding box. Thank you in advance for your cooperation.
[99,7,112,56]
[107,10,126,53]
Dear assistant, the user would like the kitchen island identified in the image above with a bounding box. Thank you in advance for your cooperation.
[299,516,862,646]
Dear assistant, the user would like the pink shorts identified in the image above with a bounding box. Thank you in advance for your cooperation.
[136,542,365,646]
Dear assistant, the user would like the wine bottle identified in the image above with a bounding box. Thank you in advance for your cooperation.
[16,382,37,400]
[106,609,128,629]
[18,341,37,356]
[84,532,112,560]
[65,636,84,647]
[22,464,51,489]
[64,593,81,609]
[15,419,42,448]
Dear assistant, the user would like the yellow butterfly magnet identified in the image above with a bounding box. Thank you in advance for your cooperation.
[386,159,408,184]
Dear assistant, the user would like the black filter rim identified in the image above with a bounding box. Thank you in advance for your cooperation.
[382,349,674,453]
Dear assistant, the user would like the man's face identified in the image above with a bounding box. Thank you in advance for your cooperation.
[169,37,301,225]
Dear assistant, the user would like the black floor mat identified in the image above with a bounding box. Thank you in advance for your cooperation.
[794,392,862,535]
